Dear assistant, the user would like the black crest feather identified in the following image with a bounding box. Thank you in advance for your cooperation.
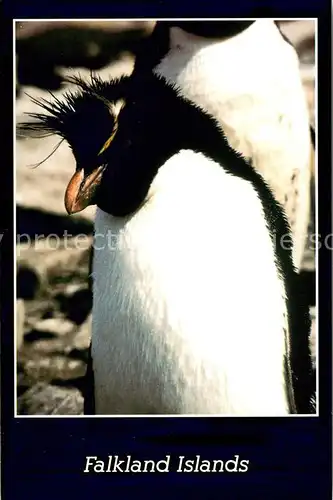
[17,74,129,166]
[17,73,128,139]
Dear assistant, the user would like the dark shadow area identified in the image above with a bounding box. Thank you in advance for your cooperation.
[298,36,315,61]
[56,288,92,325]
[16,25,148,91]
[16,266,41,300]
[16,206,93,238]
[24,330,57,343]
[299,269,316,307]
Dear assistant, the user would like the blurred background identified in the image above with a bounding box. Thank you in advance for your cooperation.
[15,20,316,415]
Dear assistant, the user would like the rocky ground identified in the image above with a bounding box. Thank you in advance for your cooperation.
[15,21,316,415]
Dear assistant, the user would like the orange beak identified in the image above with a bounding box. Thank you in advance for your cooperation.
[64,165,106,215]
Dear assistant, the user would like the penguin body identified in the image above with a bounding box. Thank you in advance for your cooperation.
[22,72,312,415]
[93,149,290,415]
[134,20,312,270]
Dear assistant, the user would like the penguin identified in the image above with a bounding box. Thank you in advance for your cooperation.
[20,71,313,415]
[133,20,313,272]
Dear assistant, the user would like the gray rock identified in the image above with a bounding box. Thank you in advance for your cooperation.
[24,337,67,355]
[70,314,92,352]
[22,354,86,383]
[17,382,83,415]
[30,317,75,337]
[17,238,91,287]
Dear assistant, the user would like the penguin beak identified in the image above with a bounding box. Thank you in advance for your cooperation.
[65,165,106,215]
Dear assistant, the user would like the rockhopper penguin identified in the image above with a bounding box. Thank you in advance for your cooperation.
[20,70,314,415]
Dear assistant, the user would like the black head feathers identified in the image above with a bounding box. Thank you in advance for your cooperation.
[18,74,129,166]
[16,70,271,220]
[161,21,254,38]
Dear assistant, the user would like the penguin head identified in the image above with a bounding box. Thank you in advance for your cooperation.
[19,75,134,216]
[18,70,246,220]
[19,73,202,218]
[163,21,255,38]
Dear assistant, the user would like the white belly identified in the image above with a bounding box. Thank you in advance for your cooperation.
[91,150,289,415]
[155,20,312,269]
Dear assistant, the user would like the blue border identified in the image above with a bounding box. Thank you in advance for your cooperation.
[5,418,332,498]
[5,1,328,19]
[3,2,332,498]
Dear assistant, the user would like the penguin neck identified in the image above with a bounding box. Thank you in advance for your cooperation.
[96,72,296,294]
[95,74,261,218]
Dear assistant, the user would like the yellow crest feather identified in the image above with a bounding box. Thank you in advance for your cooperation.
[97,99,125,156]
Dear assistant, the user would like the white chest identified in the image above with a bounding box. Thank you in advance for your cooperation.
[91,150,289,415]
